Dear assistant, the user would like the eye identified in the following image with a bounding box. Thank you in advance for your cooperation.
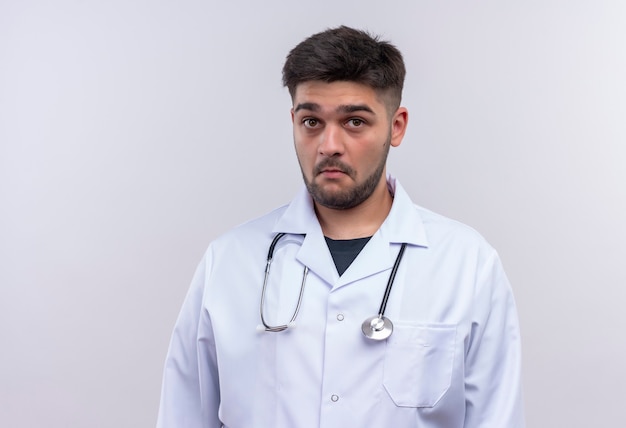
[347,118,365,128]
[303,118,319,128]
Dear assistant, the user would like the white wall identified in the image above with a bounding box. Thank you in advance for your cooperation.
[1,1,625,426]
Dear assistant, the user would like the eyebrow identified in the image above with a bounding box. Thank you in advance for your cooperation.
[294,102,375,115]
[336,104,375,115]
[294,102,320,113]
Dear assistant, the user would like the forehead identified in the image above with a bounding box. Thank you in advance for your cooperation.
[292,81,385,113]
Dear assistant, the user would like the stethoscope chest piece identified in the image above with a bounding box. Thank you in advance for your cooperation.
[361,315,393,340]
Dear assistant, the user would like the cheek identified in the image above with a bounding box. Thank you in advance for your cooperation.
[294,140,313,168]
[294,134,315,153]
[361,137,387,158]
[357,142,388,172]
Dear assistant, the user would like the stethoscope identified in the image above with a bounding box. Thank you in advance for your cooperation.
[259,232,407,341]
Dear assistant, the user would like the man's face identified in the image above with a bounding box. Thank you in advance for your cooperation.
[291,80,406,210]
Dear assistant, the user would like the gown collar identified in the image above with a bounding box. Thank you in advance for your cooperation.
[271,175,429,286]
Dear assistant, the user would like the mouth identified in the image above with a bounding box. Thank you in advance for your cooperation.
[314,159,351,176]
[320,167,344,174]
[318,167,347,179]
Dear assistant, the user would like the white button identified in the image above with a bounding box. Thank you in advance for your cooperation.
[331,394,339,402]
[336,314,344,321]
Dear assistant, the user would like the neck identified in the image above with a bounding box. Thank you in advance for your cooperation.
[315,179,393,240]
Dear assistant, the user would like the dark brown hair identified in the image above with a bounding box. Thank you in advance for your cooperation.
[282,26,406,111]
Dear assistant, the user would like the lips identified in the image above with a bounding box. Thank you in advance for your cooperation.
[319,168,346,179]
[314,160,352,177]
[321,167,345,174]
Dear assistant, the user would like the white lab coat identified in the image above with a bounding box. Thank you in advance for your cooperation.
[157,176,524,428]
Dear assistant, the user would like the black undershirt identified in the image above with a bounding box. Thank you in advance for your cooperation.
[324,236,372,276]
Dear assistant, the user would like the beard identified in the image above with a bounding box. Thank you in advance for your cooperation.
[300,133,391,210]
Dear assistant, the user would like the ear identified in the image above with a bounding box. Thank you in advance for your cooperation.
[389,107,408,148]
[290,108,295,123]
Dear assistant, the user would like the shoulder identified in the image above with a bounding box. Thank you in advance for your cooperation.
[417,205,488,244]
[413,204,499,263]
[208,204,290,253]
[388,177,493,254]
[412,206,512,300]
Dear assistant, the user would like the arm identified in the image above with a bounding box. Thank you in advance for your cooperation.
[464,250,525,427]
[157,248,221,428]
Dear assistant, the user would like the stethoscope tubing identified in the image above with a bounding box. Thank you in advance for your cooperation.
[260,233,309,332]
[377,242,407,318]
[260,233,407,340]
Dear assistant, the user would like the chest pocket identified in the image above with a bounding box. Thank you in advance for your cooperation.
[383,323,457,408]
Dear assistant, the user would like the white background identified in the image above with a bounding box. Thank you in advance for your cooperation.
[1,1,625,426]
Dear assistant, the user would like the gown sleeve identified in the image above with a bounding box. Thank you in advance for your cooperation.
[463,248,525,427]
[157,247,221,428]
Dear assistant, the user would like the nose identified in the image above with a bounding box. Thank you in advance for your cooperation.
[318,124,344,157]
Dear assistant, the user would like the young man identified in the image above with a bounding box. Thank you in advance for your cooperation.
[157,26,524,427]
